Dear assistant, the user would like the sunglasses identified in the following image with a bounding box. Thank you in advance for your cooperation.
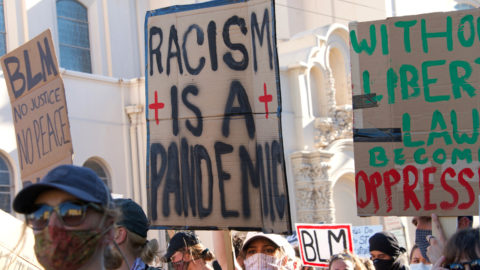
[446,259,480,270]
[26,201,103,230]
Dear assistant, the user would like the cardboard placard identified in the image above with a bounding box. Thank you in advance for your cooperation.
[350,9,480,216]
[145,0,290,233]
[1,29,73,183]
[352,225,383,258]
[296,224,353,268]
[0,210,42,270]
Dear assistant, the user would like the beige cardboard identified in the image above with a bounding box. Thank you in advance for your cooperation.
[146,0,290,233]
[350,9,480,216]
[1,30,72,182]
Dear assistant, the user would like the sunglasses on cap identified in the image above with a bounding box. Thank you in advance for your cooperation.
[446,259,480,270]
[26,201,103,230]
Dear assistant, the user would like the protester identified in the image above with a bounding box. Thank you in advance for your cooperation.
[240,231,296,270]
[104,198,160,270]
[369,231,409,270]
[12,164,117,270]
[412,216,432,263]
[329,250,369,270]
[456,216,473,230]
[431,227,480,270]
[161,231,216,270]
[409,245,431,270]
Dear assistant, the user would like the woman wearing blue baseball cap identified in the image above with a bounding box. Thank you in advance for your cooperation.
[13,164,117,270]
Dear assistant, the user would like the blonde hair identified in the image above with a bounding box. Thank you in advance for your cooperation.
[126,230,159,264]
[187,243,215,262]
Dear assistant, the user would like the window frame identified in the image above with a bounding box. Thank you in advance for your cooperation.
[56,0,92,73]
[0,154,13,213]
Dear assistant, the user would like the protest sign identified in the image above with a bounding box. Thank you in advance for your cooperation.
[352,225,382,258]
[296,224,353,268]
[1,29,72,183]
[350,9,480,216]
[145,0,290,233]
[0,210,42,270]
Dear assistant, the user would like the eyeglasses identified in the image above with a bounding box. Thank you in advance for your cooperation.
[446,259,480,270]
[26,201,103,230]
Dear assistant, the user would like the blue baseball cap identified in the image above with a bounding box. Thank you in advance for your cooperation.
[163,231,200,262]
[13,164,112,214]
[115,198,149,238]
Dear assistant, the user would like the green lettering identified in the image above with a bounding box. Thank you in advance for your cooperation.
[363,70,383,103]
[449,60,476,99]
[458,14,474,47]
[399,64,420,100]
[421,16,452,53]
[403,113,424,147]
[350,25,377,55]
[422,60,449,102]
[394,20,417,53]
[427,110,453,146]
[432,148,447,164]
[394,148,405,165]
[380,24,389,55]
[387,68,398,104]
[369,146,389,167]
[452,109,479,144]
[452,149,472,164]
[414,148,428,164]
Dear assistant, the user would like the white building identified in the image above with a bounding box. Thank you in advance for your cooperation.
[0,0,476,263]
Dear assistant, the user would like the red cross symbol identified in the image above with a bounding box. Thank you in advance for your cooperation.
[148,91,164,125]
[258,83,273,119]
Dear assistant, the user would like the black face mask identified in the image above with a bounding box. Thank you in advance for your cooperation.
[415,229,432,263]
[373,259,395,270]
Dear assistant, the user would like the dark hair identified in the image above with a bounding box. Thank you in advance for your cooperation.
[409,244,419,264]
[329,250,367,270]
[443,227,480,266]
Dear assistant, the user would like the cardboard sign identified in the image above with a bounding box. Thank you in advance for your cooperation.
[350,9,480,216]
[145,0,290,233]
[0,210,42,270]
[352,225,383,258]
[296,224,353,268]
[1,29,73,183]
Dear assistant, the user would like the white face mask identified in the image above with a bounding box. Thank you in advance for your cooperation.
[410,263,432,270]
[244,253,282,270]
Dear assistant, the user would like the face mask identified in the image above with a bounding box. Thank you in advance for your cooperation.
[104,243,123,270]
[415,229,432,263]
[34,225,107,270]
[172,259,190,270]
[244,253,282,270]
[410,263,432,270]
[373,258,394,270]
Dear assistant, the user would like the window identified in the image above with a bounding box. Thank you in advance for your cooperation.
[83,159,110,190]
[0,155,12,213]
[0,0,6,56]
[56,0,92,73]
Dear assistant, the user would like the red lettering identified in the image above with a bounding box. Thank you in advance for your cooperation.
[423,167,437,210]
[458,168,474,210]
[403,165,420,210]
[383,169,401,213]
[370,172,383,213]
[356,171,370,208]
[440,167,457,210]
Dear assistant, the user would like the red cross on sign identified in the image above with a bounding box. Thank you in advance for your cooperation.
[258,83,273,119]
[149,91,164,125]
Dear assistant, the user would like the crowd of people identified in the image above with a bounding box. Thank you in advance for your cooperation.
[10,164,480,270]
